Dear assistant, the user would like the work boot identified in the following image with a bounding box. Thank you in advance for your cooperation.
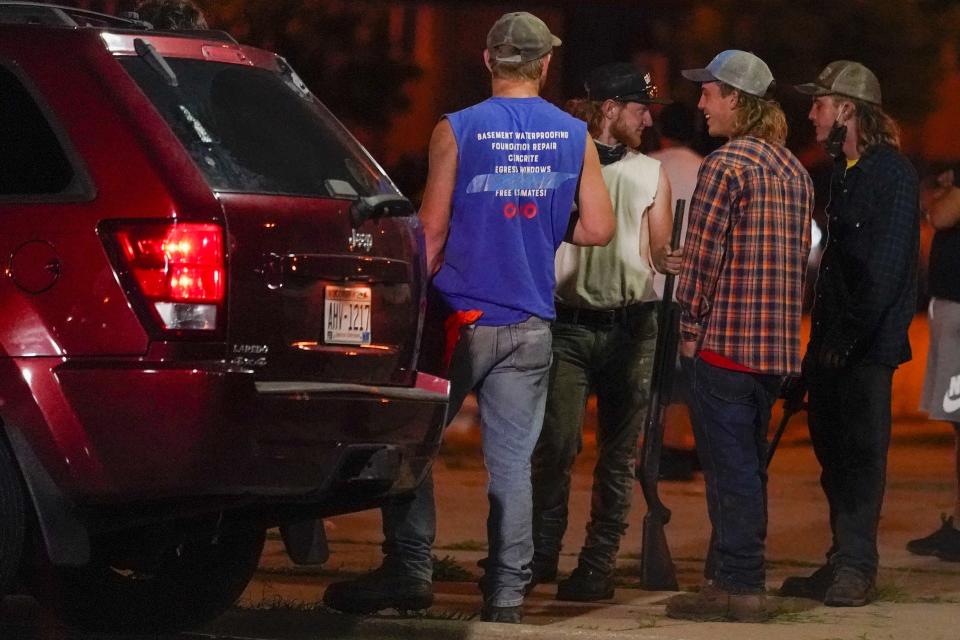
[323,566,433,614]
[823,566,875,607]
[779,563,835,601]
[665,582,769,622]
[524,558,558,594]
[907,514,960,557]
[555,565,615,601]
[480,604,523,623]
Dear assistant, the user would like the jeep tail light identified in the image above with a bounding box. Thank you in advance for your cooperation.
[112,223,224,331]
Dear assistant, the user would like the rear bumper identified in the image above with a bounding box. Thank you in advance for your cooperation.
[35,360,448,515]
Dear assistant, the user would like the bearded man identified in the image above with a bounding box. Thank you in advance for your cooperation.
[529,62,681,601]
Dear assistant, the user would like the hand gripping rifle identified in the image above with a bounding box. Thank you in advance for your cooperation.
[636,198,685,591]
[765,375,806,469]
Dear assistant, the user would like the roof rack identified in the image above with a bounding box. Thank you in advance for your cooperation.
[0,2,149,28]
[0,2,238,43]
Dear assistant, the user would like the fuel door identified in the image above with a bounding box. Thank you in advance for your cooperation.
[9,240,61,293]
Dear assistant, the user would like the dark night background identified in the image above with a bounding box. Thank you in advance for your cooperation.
[52,0,960,301]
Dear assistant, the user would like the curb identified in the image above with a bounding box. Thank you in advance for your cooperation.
[191,608,666,640]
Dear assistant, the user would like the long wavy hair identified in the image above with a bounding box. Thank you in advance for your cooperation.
[564,98,604,138]
[719,82,788,145]
[850,98,901,151]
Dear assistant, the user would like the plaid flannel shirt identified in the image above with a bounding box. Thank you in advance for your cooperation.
[677,136,813,376]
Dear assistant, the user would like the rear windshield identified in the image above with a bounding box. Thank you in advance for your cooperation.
[119,56,398,199]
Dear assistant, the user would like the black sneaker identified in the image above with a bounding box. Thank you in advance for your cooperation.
[480,604,523,623]
[555,565,615,602]
[823,566,874,607]
[907,515,960,557]
[936,540,960,562]
[323,567,433,614]
[779,563,834,601]
[524,559,558,594]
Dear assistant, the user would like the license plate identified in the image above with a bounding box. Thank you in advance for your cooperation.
[324,285,372,345]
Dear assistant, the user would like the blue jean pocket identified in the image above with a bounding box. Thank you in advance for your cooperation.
[511,319,552,371]
[698,358,755,403]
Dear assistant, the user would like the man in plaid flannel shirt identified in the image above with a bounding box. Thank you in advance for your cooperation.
[665,50,813,622]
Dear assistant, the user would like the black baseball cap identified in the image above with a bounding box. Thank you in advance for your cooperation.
[585,62,671,104]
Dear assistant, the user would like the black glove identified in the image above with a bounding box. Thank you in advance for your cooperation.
[780,375,807,413]
[816,342,850,370]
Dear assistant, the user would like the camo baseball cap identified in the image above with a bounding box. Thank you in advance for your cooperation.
[486,11,561,64]
[682,50,774,98]
[795,60,882,106]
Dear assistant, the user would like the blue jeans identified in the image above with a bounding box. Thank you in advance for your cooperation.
[682,356,780,593]
[380,315,553,607]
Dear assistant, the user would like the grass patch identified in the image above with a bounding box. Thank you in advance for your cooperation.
[432,555,474,582]
[871,581,960,604]
[441,540,486,551]
[765,558,822,569]
[256,565,351,578]
[873,583,911,603]
[767,611,830,624]
[411,608,477,621]
[241,595,326,611]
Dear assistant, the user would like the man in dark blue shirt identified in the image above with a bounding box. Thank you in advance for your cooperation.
[783,61,920,607]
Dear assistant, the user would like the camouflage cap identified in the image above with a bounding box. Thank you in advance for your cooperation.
[795,60,882,106]
[486,11,561,64]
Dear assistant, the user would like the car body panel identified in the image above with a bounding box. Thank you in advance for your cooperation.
[0,19,447,563]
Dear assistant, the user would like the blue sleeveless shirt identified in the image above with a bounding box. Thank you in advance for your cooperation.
[433,97,587,325]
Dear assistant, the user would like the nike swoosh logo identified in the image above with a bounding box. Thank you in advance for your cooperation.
[944,393,960,414]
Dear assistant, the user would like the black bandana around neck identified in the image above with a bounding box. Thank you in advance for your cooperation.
[594,140,626,166]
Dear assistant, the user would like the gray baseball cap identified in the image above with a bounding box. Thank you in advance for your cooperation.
[795,60,882,105]
[682,50,774,98]
[486,11,561,63]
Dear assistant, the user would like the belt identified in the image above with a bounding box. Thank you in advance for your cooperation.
[554,301,656,327]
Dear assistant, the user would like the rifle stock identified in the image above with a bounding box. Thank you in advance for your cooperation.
[636,199,686,591]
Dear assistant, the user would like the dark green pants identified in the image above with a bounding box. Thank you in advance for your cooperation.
[531,307,657,575]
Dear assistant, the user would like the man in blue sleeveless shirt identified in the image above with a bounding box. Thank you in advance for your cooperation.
[324,12,614,623]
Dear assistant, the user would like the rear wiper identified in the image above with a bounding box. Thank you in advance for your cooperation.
[134,37,178,87]
[276,56,311,99]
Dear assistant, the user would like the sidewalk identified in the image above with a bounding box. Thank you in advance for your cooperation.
[211,408,960,640]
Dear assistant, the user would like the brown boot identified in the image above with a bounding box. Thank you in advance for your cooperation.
[665,583,770,622]
[823,566,875,607]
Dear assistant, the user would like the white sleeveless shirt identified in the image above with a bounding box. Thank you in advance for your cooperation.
[554,150,661,309]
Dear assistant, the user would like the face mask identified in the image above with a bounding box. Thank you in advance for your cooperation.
[826,104,849,159]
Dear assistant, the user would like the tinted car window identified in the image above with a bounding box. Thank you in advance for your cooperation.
[120,57,398,199]
[0,64,75,196]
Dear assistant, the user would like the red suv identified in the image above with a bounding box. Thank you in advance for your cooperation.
[0,3,447,632]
